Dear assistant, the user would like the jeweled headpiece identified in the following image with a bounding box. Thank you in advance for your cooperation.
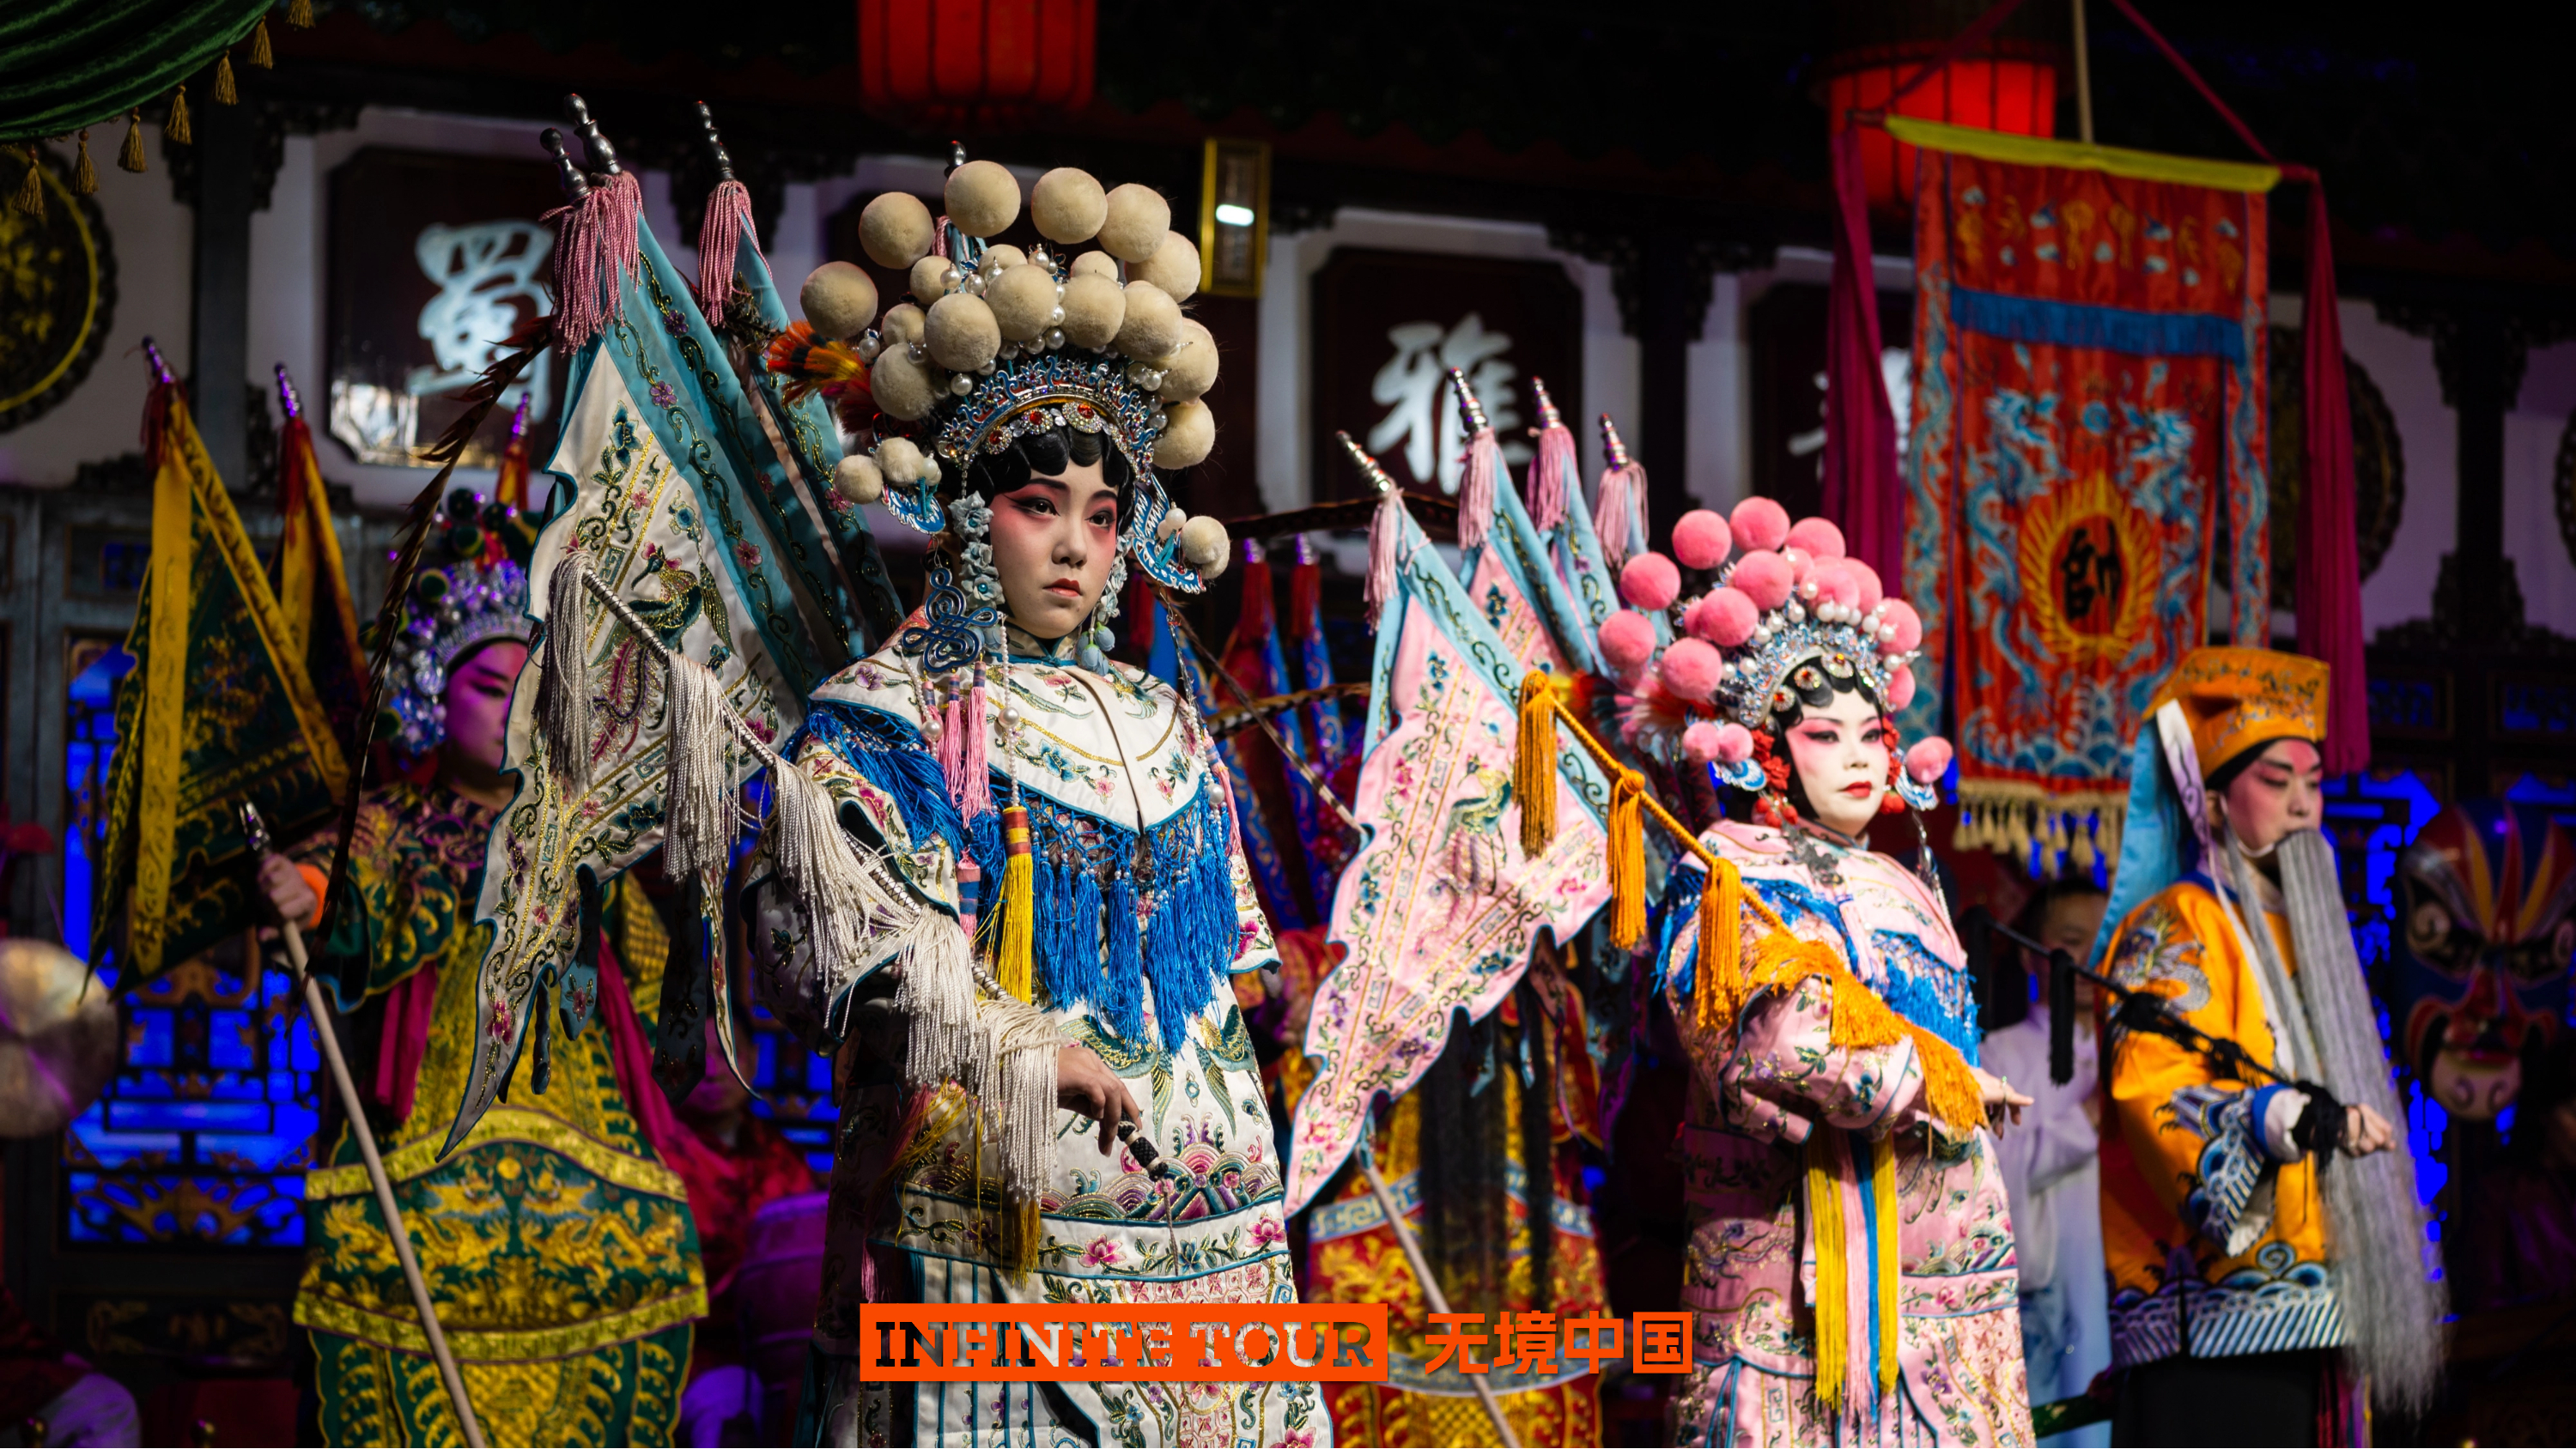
[769,154,1232,607]
[1592,497,1947,813]
[384,487,542,755]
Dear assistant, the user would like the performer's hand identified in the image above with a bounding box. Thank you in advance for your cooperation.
[2344,1102,2395,1156]
[1057,1044,1144,1157]
[1971,1066,2035,1126]
[258,852,319,930]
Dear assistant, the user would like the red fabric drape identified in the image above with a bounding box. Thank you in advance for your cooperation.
[2296,184,2368,773]
[1822,128,1904,591]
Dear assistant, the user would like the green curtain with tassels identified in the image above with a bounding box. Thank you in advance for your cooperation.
[0,0,276,144]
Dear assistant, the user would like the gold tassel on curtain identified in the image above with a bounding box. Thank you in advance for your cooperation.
[288,0,315,26]
[213,54,238,106]
[11,149,42,221]
[119,111,147,173]
[73,130,96,194]
[166,86,192,145]
[248,19,275,67]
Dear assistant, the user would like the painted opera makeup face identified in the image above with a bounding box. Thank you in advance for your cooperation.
[443,640,528,779]
[2215,737,2324,855]
[1783,688,1892,841]
[988,458,1120,643]
[2394,801,2576,1121]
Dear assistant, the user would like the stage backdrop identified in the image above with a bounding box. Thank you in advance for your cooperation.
[1899,118,2276,870]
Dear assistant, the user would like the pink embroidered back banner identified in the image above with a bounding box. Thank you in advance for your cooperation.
[1284,506,1609,1212]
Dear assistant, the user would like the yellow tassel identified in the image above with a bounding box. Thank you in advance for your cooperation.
[1516,669,1558,858]
[213,54,238,106]
[1607,773,1646,949]
[73,130,96,194]
[1872,1133,1899,1397]
[288,0,315,25]
[167,86,192,146]
[996,805,1036,1003]
[11,149,42,221]
[1003,1197,1042,1279]
[248,18,275,67]
[1807,1134,1849,1415]
[1695,859,1740,1034]
[119,111,147,173]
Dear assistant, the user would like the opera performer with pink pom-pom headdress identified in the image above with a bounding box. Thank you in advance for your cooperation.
[1595,499,2038,1446]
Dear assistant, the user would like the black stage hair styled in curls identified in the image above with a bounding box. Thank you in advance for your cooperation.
[947,424,1136,518]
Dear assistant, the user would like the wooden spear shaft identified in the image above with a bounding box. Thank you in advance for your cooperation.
[1357,1155,1522,1449]
[280,919,487,1449]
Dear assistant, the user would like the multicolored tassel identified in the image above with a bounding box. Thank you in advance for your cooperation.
[995,805,1036,1002]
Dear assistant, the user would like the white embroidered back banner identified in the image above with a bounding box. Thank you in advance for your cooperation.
[444,328,817,1157]
[1284,504,1611,1211]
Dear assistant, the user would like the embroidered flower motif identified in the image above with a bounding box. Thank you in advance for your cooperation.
[1081,1236,1123,1269]
[649,380,678,409]
[735,540,764,569]
[1251,1216,1285,1248]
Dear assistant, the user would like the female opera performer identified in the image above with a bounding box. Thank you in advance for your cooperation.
[747,166,1317,1446]
[1624,501,2035,1445]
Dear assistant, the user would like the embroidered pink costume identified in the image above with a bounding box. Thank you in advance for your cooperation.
[1658,824,2029,1445]
[1589,496,2032,1445]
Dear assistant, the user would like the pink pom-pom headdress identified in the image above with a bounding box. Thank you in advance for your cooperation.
[1593,505,1941,805]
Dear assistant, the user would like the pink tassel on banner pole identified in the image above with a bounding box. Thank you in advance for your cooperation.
[547,170,643,354]
[1595,413,1647,567]
[1338,430,1407,627]
[2296,183,2368,774]
[1821,128,1903,592]
[1447,367,1499,554]
[697,178,756,326]
[957,684,994,818]
[1525,376,1577,533]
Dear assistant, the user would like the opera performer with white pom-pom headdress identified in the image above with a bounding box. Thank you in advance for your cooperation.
[750,161,1322,1447]
[1599,499,2036,1445]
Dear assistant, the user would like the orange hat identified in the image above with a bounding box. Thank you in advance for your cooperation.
[2145,646,2328,779]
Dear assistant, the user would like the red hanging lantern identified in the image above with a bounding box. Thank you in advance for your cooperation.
[857,0,1098,131]
[1823,39,2060,211]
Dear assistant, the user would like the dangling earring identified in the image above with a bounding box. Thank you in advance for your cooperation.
[1080,555,1127,675]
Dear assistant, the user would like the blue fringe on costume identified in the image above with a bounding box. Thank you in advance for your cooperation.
[797,699,1236,1051]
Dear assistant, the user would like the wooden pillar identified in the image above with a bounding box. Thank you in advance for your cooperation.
[190,94,255,493]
